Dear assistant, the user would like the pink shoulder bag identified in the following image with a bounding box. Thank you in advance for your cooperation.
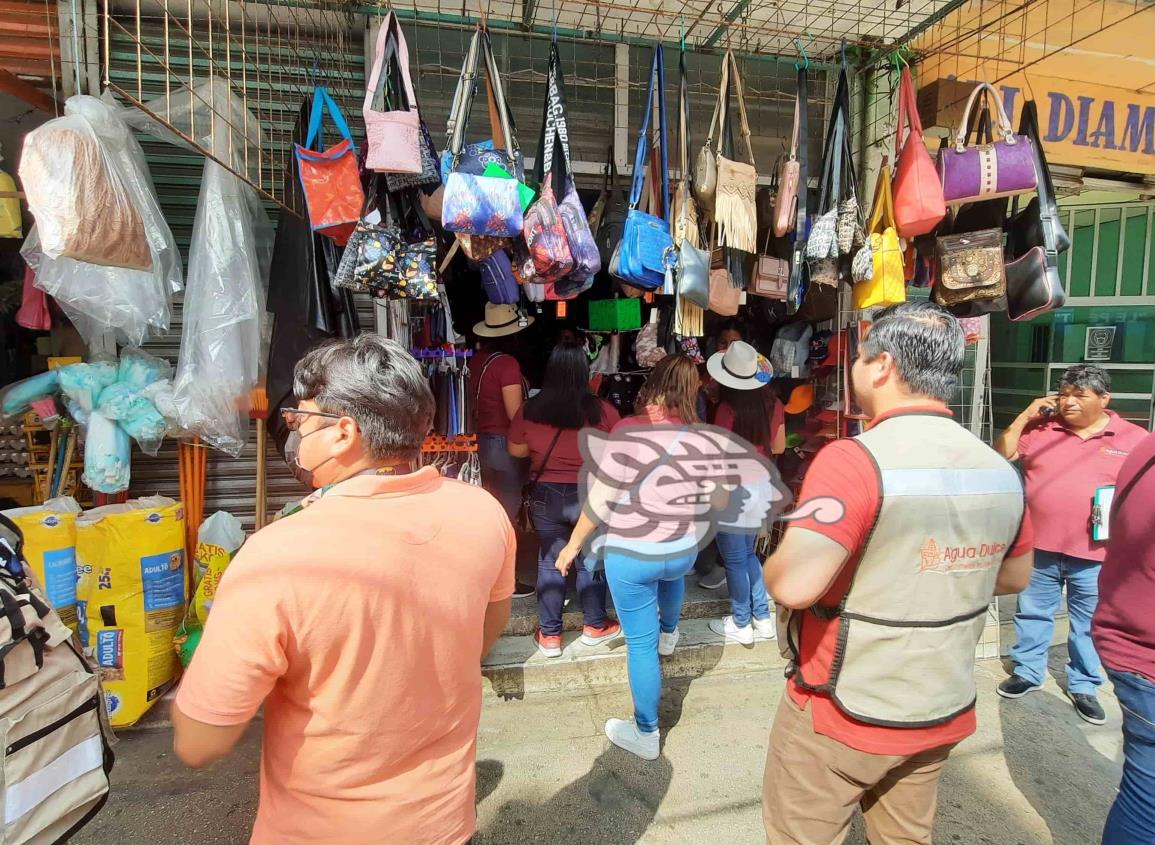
[363,11,422,174]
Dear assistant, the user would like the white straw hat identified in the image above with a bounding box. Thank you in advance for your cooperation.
[706,340,773,390]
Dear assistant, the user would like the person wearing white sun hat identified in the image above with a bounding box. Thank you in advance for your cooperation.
[471,302,537,598]
[704,341,783,646]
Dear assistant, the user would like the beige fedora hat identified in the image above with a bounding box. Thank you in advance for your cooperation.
[473,302,534,338]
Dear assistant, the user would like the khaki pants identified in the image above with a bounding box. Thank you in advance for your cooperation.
[762,691,956,845]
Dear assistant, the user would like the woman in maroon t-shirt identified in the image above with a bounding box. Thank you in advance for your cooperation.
[507,344,622,657]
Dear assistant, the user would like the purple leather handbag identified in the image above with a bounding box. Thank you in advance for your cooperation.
[937,82,1037,206]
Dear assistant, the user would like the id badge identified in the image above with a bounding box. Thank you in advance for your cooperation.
[1091,485,1115,542]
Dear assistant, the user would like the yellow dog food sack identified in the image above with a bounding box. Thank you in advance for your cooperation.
[76,496,186,727]
[2,497,82,631]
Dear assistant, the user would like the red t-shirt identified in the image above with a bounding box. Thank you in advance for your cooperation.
[714,398,785,457]
[469,351,525,436]
[1017,411,1148,562]
[612,406,689,431]
[507,400,621,484]
[786,406,1035,756]
[1093,431,1155,682]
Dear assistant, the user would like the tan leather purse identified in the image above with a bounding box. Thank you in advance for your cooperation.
[773,91,802,238]
[713,51,758,253]
[750,231,789,299]
[708,268,741,315]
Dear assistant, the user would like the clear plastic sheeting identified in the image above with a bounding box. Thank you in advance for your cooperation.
[118,80,272,456]
[20,95,182,347]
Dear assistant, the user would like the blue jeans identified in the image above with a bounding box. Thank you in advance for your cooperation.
[1010,549,1103,694]
[1103,668,1155,844]
[715,531,771,627]
[478,433,527,522]
[532,482,608,636]
[603,551,696,733]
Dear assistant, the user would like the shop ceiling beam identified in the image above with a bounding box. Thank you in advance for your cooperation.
[701,0,750,49]
[0,67,59,113]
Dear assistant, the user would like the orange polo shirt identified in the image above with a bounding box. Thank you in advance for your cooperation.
[176,467,515,845]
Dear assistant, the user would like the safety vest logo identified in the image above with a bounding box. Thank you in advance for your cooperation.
[919,538,1006,573]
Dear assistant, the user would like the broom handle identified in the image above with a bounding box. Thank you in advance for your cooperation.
[255,418,268,530]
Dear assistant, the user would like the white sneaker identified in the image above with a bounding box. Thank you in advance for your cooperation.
[752,616,777,641]
[709,615,755,645]
[658,628,680,656]
[605,718,660,761]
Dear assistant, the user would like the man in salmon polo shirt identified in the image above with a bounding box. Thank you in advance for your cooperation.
[171,335,516,845]
[995,364,1148,726]
[761,301,1034,845]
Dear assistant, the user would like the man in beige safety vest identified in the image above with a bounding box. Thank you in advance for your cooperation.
[761,301,1036,845]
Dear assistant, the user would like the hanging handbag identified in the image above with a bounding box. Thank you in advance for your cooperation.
[805,76,844,263]
[442,28,524,238]
[595,146,629,267]
[712,51,758,253]
[363,12,422,173]
[709,268,742,316]
[385,119,442,193]
[932,228,1006,310]
[294,85,364,244]
[1005,102,1067,321]
[774,93,802,238]
[938,82,1037,205]
[750,228,790,299]
[786,67,810,315]
[614,44,676,292]
[477,250,521,305]
[674,53,710,310]
[334,179,400,293]
[1009,99,1071,258]
[854,166,906,310]
[540,42,601,281]
[893,66,947,237]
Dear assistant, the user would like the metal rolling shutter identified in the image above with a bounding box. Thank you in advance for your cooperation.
[107,20,369,527]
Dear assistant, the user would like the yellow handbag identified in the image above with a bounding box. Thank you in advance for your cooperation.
[854,166,906,310]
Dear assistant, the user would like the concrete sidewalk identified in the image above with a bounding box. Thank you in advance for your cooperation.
[76,656,1124,845]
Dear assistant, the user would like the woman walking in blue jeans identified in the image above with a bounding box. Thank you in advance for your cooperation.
[705,341,785,645]
[507,344,622,656]
[554,355,703,761]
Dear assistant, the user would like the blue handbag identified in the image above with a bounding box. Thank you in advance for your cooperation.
[615,45,676,291]
[442,27,525,238]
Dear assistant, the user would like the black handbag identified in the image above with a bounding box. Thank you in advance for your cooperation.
[594,147,629,267]
[786,66,809,314]
[1008,100,1071,258]
[1005,102,1067,321]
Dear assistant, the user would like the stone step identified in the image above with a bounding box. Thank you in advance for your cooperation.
[482,617,786,700]
[504,579,731,636]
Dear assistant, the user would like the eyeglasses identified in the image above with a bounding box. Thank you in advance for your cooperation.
[279,407,346,432]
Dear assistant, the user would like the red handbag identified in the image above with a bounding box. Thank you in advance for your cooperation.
[892,67,946,239]
[294,86,364,244]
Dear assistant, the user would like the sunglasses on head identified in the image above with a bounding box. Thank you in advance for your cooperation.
[279,407,346,432]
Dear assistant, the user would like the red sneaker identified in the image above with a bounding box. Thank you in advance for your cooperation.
[581,621,623,647]
[535,630,563,658]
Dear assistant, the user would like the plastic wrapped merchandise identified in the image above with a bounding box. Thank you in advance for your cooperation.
[0,369,60,417]
[95,382,167,455]
[66,399,91,427]
[118,347,172,390]
[83,411,131,493]
[20,96,182,347]
[57,360,118,412]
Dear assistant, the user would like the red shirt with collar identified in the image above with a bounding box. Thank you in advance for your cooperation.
[1017,411,1148,562]
[786,405,1035,756]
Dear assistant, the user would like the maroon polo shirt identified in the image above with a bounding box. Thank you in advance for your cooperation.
[1093,432,1155,682]
[1017,411,1149,561]
[507,400,620,484]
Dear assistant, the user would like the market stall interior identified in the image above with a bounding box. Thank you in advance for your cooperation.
[0,0,1140,731]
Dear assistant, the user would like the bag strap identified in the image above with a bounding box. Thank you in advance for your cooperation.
[868,166,896,233]
[536,42,572,191]
[793,66,808,239]
[448,27,519,165]
[816,69,847,215]
[447,28,483,156]
[718,51,755,165]
[1013,100,1060,261]
[704,53,728,154]
[894,66,924,158]
[679,49,692,184]
[529,426,564,487]
[628,44,669,221]
[954,82,1016,150]
[305,85,354,149]
[365,11,417,116]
